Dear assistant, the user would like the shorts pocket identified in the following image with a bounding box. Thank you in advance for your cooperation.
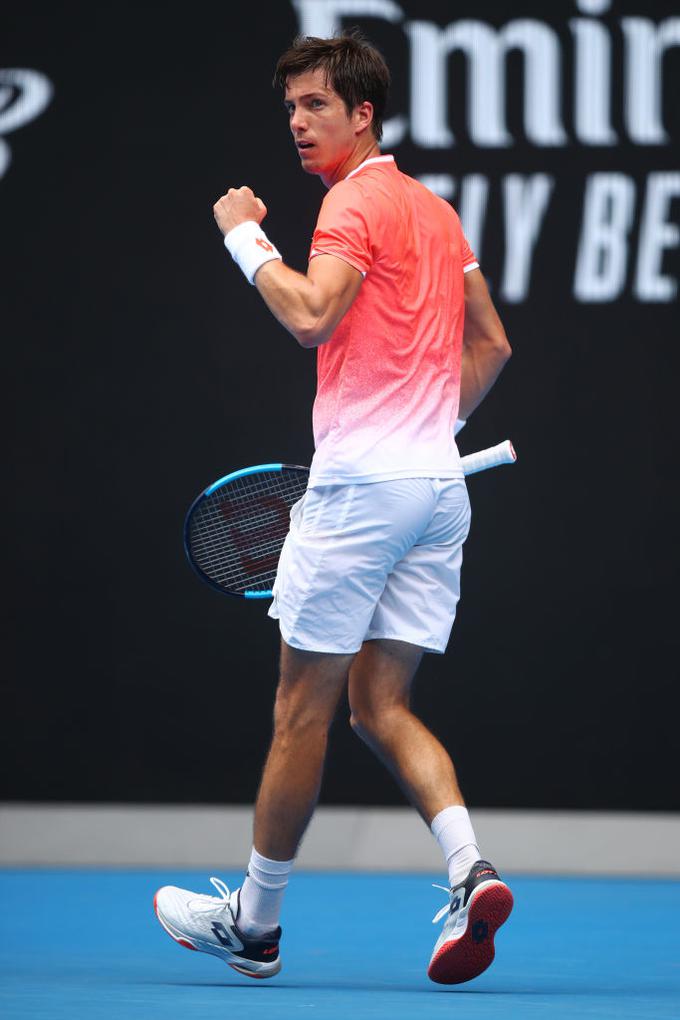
[289,494,306,529]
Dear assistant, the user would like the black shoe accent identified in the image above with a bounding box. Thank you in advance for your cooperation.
[231,923,281,963]
[450,859,502,913]
[231,889,282,963]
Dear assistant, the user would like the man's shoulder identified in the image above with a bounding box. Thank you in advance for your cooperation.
[378,165,459,219]
[324,165,404,212]
[318,173,378,221]
[401,171,458,217]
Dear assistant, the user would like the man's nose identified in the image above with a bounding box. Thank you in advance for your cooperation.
[290,109,307,133]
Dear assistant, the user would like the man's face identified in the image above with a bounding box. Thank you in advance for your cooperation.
[283,68,361,180]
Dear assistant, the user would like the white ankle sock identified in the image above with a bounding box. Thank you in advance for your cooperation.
[238,847,294,936]
[430,805,481,888]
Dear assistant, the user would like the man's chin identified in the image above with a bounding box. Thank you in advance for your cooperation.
[298,156,319,174]
[298,150,323,175]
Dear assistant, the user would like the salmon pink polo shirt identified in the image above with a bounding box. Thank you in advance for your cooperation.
[307,155,479,487]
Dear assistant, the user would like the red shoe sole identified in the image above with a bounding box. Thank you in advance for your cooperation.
[427,882,514,985]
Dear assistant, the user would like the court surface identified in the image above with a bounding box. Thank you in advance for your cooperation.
[1,870,678,1019]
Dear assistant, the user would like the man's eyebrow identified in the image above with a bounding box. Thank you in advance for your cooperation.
[283,92,327,104]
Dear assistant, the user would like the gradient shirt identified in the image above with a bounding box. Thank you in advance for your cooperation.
[307,155,478,487]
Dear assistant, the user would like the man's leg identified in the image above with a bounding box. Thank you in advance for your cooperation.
[348,632,481,881]
[349,638,480,881]
[349,638,481,883]
[153,640,354,976]
[348,638,465,823]
[348,637,512,985]
[253,640,354,860]
[234,640,354,936]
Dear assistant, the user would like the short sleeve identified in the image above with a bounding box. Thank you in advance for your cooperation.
[461,230,479,273]
[309,181,373,276]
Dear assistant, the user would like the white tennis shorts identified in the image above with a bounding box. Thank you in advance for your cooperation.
[268,477,471,655]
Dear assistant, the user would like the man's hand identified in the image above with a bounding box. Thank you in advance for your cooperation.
[213,186,267,237]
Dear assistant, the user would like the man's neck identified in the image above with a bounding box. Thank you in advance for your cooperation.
[321,141,381,189]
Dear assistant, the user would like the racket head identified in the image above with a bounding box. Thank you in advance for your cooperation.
[184,463,309,598]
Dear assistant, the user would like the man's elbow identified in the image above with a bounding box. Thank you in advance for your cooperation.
[295,326,321,349]
[294,317,331,349]
[465,322,512,362]
[497,333,512,363]
[484,326,512,364]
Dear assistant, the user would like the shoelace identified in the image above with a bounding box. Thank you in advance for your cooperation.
[431,883,454,924]
[187,876,233,911]
[208,876,232,903]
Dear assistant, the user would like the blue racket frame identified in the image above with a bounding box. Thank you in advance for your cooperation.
[184,462,309,599]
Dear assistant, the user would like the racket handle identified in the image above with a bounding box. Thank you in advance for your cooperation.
[461,440,517,476]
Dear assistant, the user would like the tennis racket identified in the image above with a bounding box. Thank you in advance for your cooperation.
[185,440,516,599]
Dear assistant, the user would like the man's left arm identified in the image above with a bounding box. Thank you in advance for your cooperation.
[213,186,362,349]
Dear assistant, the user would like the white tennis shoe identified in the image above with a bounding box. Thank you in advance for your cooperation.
[154,876,282,979]
[428,860,513,984]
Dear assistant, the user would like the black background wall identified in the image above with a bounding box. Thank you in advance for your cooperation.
[3,1,679,810]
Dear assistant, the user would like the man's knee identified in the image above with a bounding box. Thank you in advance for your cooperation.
[349,698,407,746]
[272,682,330,742]
[349,708,376,746]
[272,650,351,741]
[347,638,422,742]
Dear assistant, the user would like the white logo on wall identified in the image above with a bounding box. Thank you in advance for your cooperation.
[292,0,680,303]
[0,69,53,180]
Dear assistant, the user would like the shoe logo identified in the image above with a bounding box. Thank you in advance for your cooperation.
[262,946,278,956]
[449,895,462,915]
[472,919,489,944]
[211,922,243,951]
[255,238,273,252]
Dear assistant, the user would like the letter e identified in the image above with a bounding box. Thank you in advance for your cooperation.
[574,173,636,302]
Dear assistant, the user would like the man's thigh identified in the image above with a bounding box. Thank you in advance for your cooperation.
[348,638,425,716]
[274,640,355,729]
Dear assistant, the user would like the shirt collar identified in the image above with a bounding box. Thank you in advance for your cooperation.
[345,154,395,181]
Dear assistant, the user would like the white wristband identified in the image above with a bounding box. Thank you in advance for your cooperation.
[454,418,467,436]
[224,220,282,285]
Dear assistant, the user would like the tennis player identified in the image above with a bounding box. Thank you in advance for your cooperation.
[155,32,513,985]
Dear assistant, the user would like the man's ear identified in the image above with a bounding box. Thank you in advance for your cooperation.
[354,100,374,136]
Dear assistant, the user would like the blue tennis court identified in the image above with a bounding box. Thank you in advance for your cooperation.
[2,870,678,1019]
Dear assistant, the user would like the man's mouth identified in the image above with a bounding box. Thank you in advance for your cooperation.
[297,141,314,151]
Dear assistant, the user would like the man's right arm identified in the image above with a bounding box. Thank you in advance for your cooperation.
[458,268,512,421]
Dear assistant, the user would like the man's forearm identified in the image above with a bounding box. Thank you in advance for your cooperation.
[458,337,511,421]
[458,268,512,421]
[255,260,327,348]
[255,253,363,349]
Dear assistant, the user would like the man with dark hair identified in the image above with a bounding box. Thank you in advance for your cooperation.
[272,32,391,141]
[155,32,513,985]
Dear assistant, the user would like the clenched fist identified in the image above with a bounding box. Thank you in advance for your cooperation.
[213,186,267,236]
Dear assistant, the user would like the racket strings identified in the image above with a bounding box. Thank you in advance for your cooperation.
[188,469,308,594]
[190,522,290,590]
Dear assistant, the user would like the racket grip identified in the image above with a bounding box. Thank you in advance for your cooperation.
[461,440,517,476]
